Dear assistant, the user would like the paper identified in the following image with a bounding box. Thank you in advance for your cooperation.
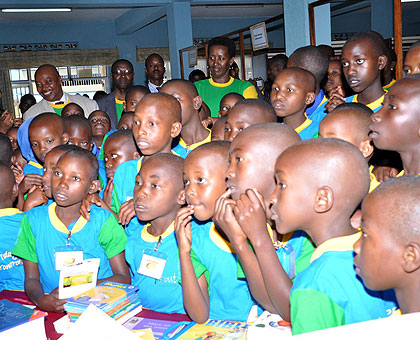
[132,328,155,340]
[60,304,139,340]
[0,316,46,340]
[59,258,100,299]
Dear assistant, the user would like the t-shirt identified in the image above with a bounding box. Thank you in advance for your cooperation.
[290,232,398,335]
[346,94,385,113]
[171,129,212,159]
[383,79,396,92]
[50,99,70,116]
[115,98,125,122]
[190,220,254,321]
[294,115,319,140]
[0,208,25,291]
[125,219,185,314]
[305,89,328,124]
[195,77,258,117]
[13,202,127,293]
[23,161,43,176]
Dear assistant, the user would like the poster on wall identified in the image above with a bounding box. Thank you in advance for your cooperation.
[188,47,197,67]
[250,22,269,51]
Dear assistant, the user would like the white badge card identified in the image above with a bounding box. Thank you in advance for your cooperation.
[137,249,167,280]
[55,245,83,271]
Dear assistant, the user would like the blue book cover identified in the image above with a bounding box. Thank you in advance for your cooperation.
[0,299,47,333]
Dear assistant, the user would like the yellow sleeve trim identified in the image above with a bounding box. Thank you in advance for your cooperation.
[0,208,22,217]
[28,161,44,169]
[295,116,312,133]
[243,85,258,99]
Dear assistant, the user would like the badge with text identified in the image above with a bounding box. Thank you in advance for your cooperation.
[138,249,167,280]
[55,245,83,271]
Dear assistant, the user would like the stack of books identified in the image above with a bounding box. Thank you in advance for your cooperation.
[64,281,141,323]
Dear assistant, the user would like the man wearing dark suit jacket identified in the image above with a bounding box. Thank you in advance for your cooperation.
[96,59,134,129]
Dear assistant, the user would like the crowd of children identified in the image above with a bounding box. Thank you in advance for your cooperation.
[1,32,420,335]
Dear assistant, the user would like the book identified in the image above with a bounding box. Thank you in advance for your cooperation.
[171,319,248,340]
[123,316,180,339]
[0,299,47,333]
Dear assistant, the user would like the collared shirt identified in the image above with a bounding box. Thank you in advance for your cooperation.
[148,81,164,93]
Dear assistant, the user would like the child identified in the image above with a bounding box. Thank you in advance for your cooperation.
[211,115,227,141]
[369,75,420,190]
[63,115,94,151]
[271,67,318,140]
[403,40,420,76]
[88,110,111,155]
[176,141,257,322]
[13,148,129,312]
[224,99,276,141]
[11,148,27,185]
[232,139,397,334]
[354,175,420,314]
[324,60,347,99]
[111,93,182,225]
[6,126,18,151]
[0,163,25,291]
[161,79,211,158]
[118,111,134,130]
[328,31,387,113]
[125,153,185,313]
[102,130,139,206]
[61,102,85,118]
[123,85,150,112]
[219,92,243,117]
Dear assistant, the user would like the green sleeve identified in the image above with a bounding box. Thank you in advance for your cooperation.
[290,288,345,335]
[110,188,121,214]
[98,214,127,258]
[12,215,38,263]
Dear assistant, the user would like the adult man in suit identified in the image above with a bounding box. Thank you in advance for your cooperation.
[24,64,99,121]
[145,53,165,93]
[96,59,135,129]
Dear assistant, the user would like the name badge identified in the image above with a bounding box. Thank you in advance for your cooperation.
[54,245,83,271]
[138,249,167,280]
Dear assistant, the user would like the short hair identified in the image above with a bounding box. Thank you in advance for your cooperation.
[344,30,387,56]
[233,98,276,121]
[140,93,182,122]
[408,39,420,51]
[188,69,206,82]
[50,143,81,154]
[89,109,110,121]
[0,133,13,165]
[220,92,244,104]
[59,147,99,181]
[19,93,36,107]
[63,115,93,139]
[269,54,289,69]
[125,85,150,101]
[93,90,108,102]
[141,153,184,189]
[29,112,64,136]
[111,59,134,73]
[62,102,84,116]
[317,44,335,59]
[161,79,199,97]
[188,140,231,162]
[208,36,236,59]
[282,67,317,93]
[34,64,59,79]
[0,161,15,195]
[105,129,136,147]
[145,53,164,66]
[288,46,329,84]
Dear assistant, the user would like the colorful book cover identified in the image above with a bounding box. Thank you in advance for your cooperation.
[124,316,179,339]
[0,299,47,333]
[174,319,248,340]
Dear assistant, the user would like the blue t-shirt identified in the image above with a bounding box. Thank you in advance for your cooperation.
[0,208,25,291]
[13,202,127,293]
[125,218,185,314]
[23,161,44,176]
[306,89,327,124]
[295,116,319,141]
[345,94,384,113]
[171,129,212,159]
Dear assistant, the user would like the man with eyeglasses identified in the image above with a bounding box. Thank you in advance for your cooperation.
[96,59,135,129]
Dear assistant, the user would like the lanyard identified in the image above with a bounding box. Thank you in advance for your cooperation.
[154,236,162,252]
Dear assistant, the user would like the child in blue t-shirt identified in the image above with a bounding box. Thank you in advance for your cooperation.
[13,148,129,313]
[0,163,25,291]
[125,153,186,313]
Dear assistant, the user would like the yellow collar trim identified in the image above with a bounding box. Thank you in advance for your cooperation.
[115,98,125,105]
[209,77,234,88]
[383,79,396,90]
[398,170,405,177]
[28,161,43,169]
[295,115,312,133]
[310,232,361,263]
[0,208,22,217]
[319,95,328,106]
[48,202,87,234]
[50,98,70,109]
[179,128,211,150]
[353,94,385,111]
[137,156,144,173]
[141,221,175,242]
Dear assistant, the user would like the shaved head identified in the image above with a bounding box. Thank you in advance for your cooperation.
[137,93,182,123]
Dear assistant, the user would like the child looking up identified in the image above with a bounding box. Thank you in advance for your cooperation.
[88,110,111,154]
[224,99,276,141]
[219,92,243,117]
[125,153,186,313]
[61,103,84,118]
[161,79,211,158]
[124,85,150,112]
[63,115,94,151]
[118,111,134,130]
[354,175,420,315]
[403,40,420,76]
[111,93,182,225]
[271,68,318,140]
[13,148,129,312]
[0,162,24,291]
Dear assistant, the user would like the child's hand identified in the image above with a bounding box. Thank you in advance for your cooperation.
[19,174,43,195]
[174,206,194,253]
[37,289,66,313]
[103,178,113,207]
[11,163,24,184]
[214,189,247,247]
[23,187,48,211]
[325,86,346,112]
[372,165,399,182]
[80,193,102,221]
[234,189,269,245]
[118,199,135,225]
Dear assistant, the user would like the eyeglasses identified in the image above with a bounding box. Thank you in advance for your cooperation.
[90,117,109,124]
[114,69,133,76]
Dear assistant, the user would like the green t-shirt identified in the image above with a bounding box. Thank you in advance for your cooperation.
[115,98,125,122]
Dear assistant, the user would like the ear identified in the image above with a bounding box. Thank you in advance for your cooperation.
[62,132,69,144]
[314,186,333,213]
[193,96,203,111]
[58,75,62,85]
[123,102,127,111]
[305,92,316,105]
[378,55,387,71]
[402,242,420,273]
[177,189,186,205]
[170,121,182,138]
[358,138,374,158]
[88,179,101,195]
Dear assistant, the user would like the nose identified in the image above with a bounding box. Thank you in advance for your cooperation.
[226,129,237,142]
[225,161,235,180]
[371,107,382,122]
[186,183,196,199]
[347,62,356,75]
[58,176,69,189]
[270,186,279,206]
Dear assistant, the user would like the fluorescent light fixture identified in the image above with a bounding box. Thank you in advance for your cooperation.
[401,0,420,2]
[2,8,71,13]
